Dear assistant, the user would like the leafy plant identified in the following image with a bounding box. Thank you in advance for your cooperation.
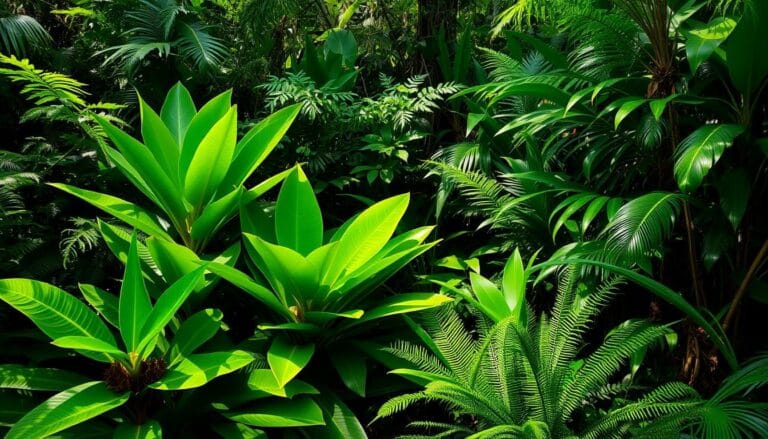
[51,82,301,253]
[0,233,253,437]
[210,164,450,396]
[376,267,692,438]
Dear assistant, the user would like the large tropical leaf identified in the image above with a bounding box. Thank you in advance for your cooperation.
[0,279,115,362]
[674,124,744,193]
[5,381,129,439]
[267,337,315,387]
[0,15,52,57]
[274,166,323,256]
[0,366,86,391]
[601,192,683,260]
[150,350,254,390]
[119,234,153,353]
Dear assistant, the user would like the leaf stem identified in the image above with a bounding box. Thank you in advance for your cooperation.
[722,238,768,331]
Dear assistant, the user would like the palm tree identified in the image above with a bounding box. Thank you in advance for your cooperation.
[0,3,51,57]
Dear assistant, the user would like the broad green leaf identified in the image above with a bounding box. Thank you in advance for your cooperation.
[140,94,180,182]
[648,94,677,121]
[0,366,86,391]
[0,279,115,362]
[114,419,162,439]
[684,17,736,73]
[717,168,750,230]
[303,309,364,325]
[184,105,238,209]
[51,336,125,358]
[94,116,186,221]
[146,237,201,286]
[222,104,301,190]
[275,165,323,255]
[180,89,232,178]
[246,369,318,398]
[160,82,196,147]
[227,397,325,427]
[466,112,484,136]
[49,184,172,241]
[323,194,409,286]
[120,233,153,353]
[725,2,768,95]
[244,234,320,303]
[136,268,206,355]
[502,248,527,323]
[240,201,276,244]
[241,167,294,205]
[190,186,243,241]
[203,262,289,317]
[78,284,118,327]
[614,98,645,129]
[602,192,683,259]
[674,124,744,192]
[312,393,367,439]
[168,308,223,365]
[351,293,452,326]
[267,337,315,387]
[329,350,366,397]
[6,381,129,439]
[150,350,254,390]
[98,220,165,289]
[581,196,610,234]
[469,272,507,322]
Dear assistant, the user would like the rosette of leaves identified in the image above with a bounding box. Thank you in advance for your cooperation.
[207,164,450,402]
[51,82,301,253]
[0,233,253,438]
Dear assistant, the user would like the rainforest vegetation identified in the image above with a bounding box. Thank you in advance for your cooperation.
[1,0,767,437]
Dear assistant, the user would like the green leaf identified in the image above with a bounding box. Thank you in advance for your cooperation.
[184,105,238,209]
[145,237,201,286]
[139,94,180,183]
[245,369,318,398]
[222,103,301,190]
[501,248,527,323]
[160,82,196,147]
[312,393,367,439]
[0,279,115,362]
[614,98,646,129]
[5,381,129,439]
[51,336,125,358]
[275,165,323,255]
[120,233,153,353]
[602,192,683,260]
[114,419,162,439]
[78,284,118,327]
[0,366,86,391]
[97,220,164,287]
[136,268,206,355]
[674,124,744,192]
[469,272,507,322]
[190,186,243,241]
[48,184,173,241]
[717,168,750,230]
[226,397,325,427]
[203,262,289,317]
[150,350,254,390]
[94,116,186,222]
[323,193,409,286]
[167,308,223,365]
[329,349,366,397]
[683,17,737,73]
[244,234,320,303]
[725,2,768,95]
[267,337,315,387]
[350,293,452,326]
[180,89,232,178]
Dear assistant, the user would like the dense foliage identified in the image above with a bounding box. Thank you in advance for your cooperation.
[1,0,767,437]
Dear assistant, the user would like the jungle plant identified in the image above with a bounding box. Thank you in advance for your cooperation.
[376,269,696,438]
[0,4,51,57]
[51,82,301,253]
[208,164,450,398]
[98,0,229,78]
[0,233,254,437]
